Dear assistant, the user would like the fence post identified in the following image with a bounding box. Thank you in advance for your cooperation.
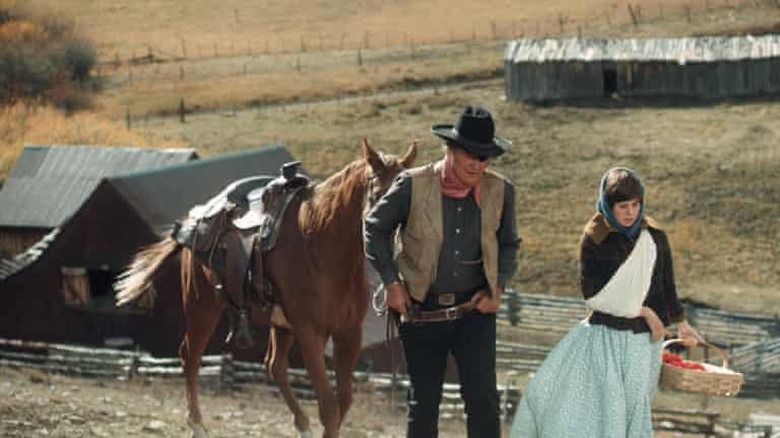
[627,4,639,25]
[755,338,765,374]
[220,353,234,391]
[507,288,519,326]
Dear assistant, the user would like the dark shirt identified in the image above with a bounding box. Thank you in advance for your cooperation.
[580,227,685,327]
[364,172,520,295]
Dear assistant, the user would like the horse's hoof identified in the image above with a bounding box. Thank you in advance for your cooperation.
[297,431,313,438]
[187,418,209,438]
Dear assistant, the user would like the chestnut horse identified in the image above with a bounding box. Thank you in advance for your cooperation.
[115,139,416,437]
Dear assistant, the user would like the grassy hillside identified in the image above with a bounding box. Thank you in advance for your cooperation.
[127,81,780,314]
[8,0,780,315]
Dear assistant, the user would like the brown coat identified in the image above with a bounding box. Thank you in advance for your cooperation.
[580,213,686,326]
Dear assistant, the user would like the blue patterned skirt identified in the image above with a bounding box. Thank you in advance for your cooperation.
[510,320,663,438]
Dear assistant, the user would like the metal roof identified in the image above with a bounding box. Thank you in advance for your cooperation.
[0,228,60,281]
[0,145,298,281]
[507,35,780,64]
[108,144,299,230]
[0,146,197,228]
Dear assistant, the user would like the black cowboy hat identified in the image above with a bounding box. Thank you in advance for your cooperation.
[431,105,512,158]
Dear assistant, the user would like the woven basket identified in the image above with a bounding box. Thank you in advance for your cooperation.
[660,339,743,397]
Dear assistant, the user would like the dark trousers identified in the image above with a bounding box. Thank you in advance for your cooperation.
[399,311,499,438]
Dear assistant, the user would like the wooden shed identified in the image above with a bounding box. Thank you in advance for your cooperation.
[504,35,780,102]
[0,146,198,257]
[0,145,297,358]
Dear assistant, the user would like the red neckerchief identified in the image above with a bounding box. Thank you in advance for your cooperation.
[440,156,481,208]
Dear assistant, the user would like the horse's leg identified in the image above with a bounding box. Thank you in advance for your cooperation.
[331,327,362,427]
[266,325,312,437]
[180,271,223,437]
[296,328,340,438]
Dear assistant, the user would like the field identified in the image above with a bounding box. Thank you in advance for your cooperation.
[1,1,778,435]
[6,0,775,314]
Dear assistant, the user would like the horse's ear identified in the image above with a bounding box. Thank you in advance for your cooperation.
[362,137,383,169]
[400,139,418,169]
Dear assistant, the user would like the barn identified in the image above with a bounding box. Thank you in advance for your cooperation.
[504,34,780,102]
[0,146,197,258]
[0,144,298,358]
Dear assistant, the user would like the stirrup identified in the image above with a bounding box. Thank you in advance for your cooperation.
[233,309,254,349]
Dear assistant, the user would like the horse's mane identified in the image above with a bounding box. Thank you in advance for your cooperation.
[300,159,369,232]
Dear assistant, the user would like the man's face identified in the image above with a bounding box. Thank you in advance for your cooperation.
[447,145,489,188]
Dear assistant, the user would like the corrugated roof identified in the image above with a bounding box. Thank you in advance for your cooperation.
[0,145,298,281]
[0,146,197,228]
[109,144,299,229]
[507,35,780,63]
[0,228,60,281]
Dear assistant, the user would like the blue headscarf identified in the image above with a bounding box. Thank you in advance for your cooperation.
[596,167,644,239]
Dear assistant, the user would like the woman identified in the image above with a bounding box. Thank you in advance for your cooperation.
[510,167,702,438]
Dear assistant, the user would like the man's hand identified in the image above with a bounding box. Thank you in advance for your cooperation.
[386,281,411,315]
[472,287,502,314]
[639,306,669,342]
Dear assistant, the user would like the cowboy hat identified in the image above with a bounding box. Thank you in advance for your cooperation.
[431,105,512,158]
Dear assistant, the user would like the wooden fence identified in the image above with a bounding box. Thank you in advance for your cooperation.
[499,290,779,349]
[498,290,780,399]
[3,336,775,434]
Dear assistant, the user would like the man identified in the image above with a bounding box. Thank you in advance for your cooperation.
[364,105,521,437]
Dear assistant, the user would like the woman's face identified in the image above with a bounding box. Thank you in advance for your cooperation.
[447,146,489,188]
[611,197,642,228]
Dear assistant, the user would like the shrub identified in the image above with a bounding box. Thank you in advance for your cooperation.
[0,5,97,107]
[63,39,96,83]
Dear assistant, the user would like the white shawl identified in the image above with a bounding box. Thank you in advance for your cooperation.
[585,229,657,318]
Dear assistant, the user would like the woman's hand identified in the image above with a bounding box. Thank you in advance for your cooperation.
[676,321,705,346]
[472,287,502,314]
[639,306,667,342]
[385,281,411,315]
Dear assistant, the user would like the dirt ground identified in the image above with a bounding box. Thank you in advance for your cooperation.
[4,365,775,437]
[0,366,475,437]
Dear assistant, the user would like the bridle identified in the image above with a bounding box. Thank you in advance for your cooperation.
[363,155,396,213]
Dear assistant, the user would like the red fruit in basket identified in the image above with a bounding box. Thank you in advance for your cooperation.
[663,352,705,370]
[662,352,683,364]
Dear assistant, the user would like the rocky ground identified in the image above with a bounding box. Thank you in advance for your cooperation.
[0,366,477,437]
[5,364,765,437]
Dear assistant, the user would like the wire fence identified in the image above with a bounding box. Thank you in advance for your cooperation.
[94,0,769,83]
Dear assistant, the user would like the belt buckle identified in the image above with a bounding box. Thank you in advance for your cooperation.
[444,306,459,321]
[437,293,455,306]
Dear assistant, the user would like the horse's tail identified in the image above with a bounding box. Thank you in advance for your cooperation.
[115,237,181,307]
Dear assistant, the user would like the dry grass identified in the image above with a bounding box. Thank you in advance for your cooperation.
[125,80,780,315]
[0,102,185,178]
[30,0,779,118]
[0,0,777,429]
[4,0,776,315]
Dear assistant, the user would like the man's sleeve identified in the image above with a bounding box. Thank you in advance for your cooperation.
[497,180,521,288]
[363,174,412,285]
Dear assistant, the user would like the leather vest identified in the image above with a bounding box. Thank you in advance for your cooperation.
[397,161,505,302]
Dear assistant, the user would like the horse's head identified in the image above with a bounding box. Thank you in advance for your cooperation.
[362,137,417,207]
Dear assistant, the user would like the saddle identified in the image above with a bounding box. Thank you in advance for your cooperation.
[172,161,309,347]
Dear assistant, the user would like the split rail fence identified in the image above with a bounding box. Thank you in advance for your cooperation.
[0,290,777,430]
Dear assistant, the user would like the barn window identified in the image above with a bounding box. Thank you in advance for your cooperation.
[62,267,90,306]
[61,265,119,309]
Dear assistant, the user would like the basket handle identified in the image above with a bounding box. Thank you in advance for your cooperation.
[662,338,730,369]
